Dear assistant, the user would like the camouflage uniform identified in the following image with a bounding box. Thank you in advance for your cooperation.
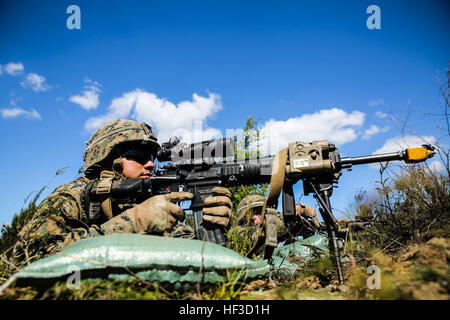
[12,120,194,264]
[232,195,319,258]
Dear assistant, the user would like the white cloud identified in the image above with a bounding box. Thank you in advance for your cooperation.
[1,107,41,120]
[362,124,389,140]
[0,65,2,75]
[373,135,436,154]
[369,135,436,169]
[254,108,365,155]
[20,73,52,92]
[84,94,367,156]
[84,89,223,143]
[429,160,445,172]
[375,111,388,118]
[9,94,23,107]
[70,77,102,110]
[1,92,42,121]
[3,62,24,76]
[368,98,385,107]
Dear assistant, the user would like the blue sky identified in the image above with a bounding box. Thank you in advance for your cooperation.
[0,0,448,226]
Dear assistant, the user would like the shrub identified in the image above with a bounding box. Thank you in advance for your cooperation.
[352,161,449,252]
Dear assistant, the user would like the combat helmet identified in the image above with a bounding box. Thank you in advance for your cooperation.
[83,119,160,177]
[236,195,266,225]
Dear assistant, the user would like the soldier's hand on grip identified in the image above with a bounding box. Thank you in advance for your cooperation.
[295,203,322,230]
[202,186,233,228]
[127,192,194,233]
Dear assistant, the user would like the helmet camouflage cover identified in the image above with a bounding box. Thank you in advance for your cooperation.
[236,195,266,225]
[83,119,160,177]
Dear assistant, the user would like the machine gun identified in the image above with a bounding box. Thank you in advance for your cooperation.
[87,137,435,284]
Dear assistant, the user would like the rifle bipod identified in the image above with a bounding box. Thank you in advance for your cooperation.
[307,181,345,285]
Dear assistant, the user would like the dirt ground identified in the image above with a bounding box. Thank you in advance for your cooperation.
[238,237,450,300]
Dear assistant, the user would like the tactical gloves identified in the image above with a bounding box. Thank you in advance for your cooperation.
[295,203,322,229]
[201,186,233,228]
[105,187,233,235]
[124,192,194,234]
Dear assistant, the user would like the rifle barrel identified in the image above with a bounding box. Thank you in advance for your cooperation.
[341,151,405,168]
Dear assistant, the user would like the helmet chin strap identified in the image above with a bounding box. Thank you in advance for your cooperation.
[93,157,124,221]
[112,157,125,180]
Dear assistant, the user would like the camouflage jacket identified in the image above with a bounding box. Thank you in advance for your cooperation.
[12,177,194,264]
[231,211,293,259]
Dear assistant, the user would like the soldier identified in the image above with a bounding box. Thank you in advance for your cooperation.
[233,195,321,257]
[12,119,232,264]
[295,203,324,234]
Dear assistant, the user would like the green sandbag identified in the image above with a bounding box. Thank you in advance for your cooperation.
[269,234,329,276]
[15,234,270,290]
[273,233,329,259]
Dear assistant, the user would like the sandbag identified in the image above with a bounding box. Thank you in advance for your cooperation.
[273,233,329,260]
[269,233,329,276]
[14,233,271,290]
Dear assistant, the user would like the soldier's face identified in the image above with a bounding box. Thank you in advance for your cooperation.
[252,207,263,226]
[120,147,155,179]
[253,214,262,226]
